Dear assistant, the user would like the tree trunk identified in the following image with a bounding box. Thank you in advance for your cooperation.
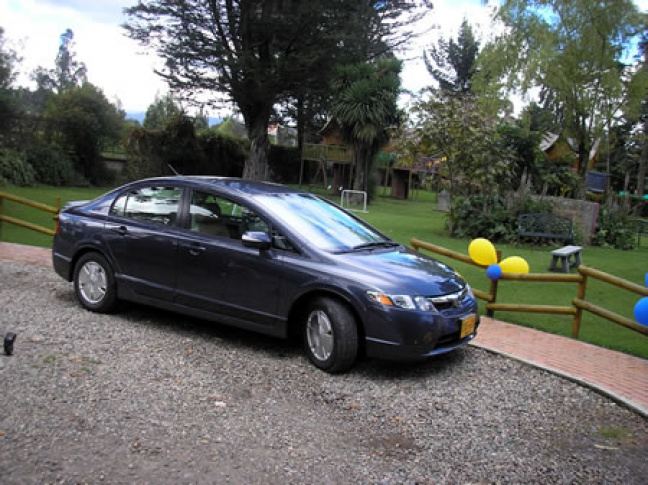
[242,105,271,181]
[636,127,647,215]
[575,139,590,199]
[352,146,369,193]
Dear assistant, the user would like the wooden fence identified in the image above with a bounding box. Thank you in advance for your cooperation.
[410,238,648,338]
[0,192,61,237]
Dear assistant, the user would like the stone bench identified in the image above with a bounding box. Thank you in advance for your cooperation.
[549,245,583,273]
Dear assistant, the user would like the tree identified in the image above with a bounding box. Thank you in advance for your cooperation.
[330,58,402,195]
[143,92,182,130]
[481,0,647,196]
[45,83,125,184]
[0,27,21,136]
[33,29,87,94]
[124,0,427,181]
[397,90,510,231]
[424,19,480,95]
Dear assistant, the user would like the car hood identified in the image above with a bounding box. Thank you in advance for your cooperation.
[335,247,466,296]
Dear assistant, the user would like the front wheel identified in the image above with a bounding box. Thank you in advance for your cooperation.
[303,297,358,373]
[73,253,117,313]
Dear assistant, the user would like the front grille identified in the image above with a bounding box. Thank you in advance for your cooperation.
[426,287,469,311]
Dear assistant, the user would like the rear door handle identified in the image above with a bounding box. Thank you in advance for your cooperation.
[112,225,128,236]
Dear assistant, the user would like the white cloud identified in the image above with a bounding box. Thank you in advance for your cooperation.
[1,0,166,112]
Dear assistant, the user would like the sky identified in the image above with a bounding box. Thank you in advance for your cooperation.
[1,0,647,119]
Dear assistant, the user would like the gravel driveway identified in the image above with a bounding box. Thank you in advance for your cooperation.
[0,261,647,484]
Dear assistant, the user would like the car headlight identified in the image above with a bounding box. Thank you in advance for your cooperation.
[366,291,435,311]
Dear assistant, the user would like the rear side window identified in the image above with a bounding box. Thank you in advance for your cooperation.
[110,186,181,226]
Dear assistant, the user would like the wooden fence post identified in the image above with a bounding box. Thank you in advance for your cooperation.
[572,271,588,338]
[486,249,502,318]
[0,194,3,241]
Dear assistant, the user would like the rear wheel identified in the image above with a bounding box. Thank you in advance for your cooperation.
[73,253,117,313]
[303,297,358,373]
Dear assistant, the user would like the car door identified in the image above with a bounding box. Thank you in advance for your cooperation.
[175,190,287,330]
[104,184,183,301]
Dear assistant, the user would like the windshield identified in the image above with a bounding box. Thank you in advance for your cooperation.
[257,193,392,252]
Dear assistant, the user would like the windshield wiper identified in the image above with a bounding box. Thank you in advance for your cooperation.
[350,241,400,251]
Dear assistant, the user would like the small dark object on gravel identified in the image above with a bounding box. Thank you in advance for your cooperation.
[4,332,16,355]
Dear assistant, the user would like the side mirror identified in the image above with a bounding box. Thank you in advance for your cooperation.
[242,231,272,251]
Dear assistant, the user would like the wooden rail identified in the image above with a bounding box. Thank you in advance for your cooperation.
[410,238,648,339]
[0,192,61,237]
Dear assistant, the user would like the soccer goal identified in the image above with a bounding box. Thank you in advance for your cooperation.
[340,190,368,213]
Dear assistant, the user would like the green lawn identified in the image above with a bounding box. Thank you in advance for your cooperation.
[2,184,647,358]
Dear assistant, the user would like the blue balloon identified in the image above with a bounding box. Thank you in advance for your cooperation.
[635,297,648,326]
[486,264,502,281]
[645,272,648,287]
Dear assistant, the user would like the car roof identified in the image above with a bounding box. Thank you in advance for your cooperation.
[140,176,304,197]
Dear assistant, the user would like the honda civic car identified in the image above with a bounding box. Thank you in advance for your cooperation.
[52,177,479,372]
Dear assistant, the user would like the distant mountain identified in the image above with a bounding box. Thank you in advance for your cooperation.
[125,111,146,125]
[125,111,223,127]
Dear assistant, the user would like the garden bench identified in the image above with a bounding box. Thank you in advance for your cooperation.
[635,219,648,247]
[517,213,574,246]
[548,245,583,273]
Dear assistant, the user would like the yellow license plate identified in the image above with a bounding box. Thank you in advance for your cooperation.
[460,315,476,339]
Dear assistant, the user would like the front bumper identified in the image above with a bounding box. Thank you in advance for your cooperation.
[362,302,480,361]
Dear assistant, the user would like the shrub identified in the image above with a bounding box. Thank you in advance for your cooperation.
[0,148,36,186]
[448,193,553,243]
[591,199,637,250]
[25,144,88,186]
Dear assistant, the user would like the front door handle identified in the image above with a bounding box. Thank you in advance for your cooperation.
[112,225,128,236]
[182,243,206,256]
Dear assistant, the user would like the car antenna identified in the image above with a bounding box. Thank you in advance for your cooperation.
[168,164,182,176]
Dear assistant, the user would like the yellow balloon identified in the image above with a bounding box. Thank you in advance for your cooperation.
[500,256,530,274]
[468,238,498,266]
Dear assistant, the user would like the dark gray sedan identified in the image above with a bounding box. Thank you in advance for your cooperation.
[53,177,479,372]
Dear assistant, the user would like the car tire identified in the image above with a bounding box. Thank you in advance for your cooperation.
[73,252,117,313]
[303,296,358,373]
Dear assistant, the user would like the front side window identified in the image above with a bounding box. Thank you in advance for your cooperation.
[190,190,297,253]
[189,191,269,240]
[110,186,181,226]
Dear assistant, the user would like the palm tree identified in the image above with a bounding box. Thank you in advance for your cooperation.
[330,58,402,195]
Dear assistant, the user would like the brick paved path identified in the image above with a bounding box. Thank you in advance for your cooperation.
[1,241,647,417]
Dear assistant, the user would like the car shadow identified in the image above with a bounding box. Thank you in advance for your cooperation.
[61,291,476,379]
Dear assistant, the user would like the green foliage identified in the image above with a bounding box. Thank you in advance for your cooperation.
[143,92,182,130]
[481,0,647,185]
[126,119,250,180]
[330,58,402,195]
[0,27,20,135]
[0,27,19,90]
[44,82,125,185]
[32,28,87,93]
[25,143,87,186]
[424,19,479,95]
[0,149,35,186]
[448,194,552,243]
[198,130,248,177]
[400,92,512,226]
[591,199,638,250]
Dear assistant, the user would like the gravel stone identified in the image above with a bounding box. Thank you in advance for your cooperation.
[0,261,647,484]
